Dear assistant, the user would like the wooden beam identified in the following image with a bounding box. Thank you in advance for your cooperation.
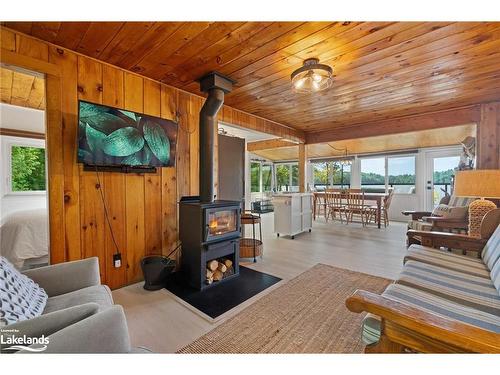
[298,143,306,193]
[477,102,500,169]
[0,48,61,77]
[0,127,44,139]
[247,138,298,152]
[220,105,305,143]
[305,106,481,144]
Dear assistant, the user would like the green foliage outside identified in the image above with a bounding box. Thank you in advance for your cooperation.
[313,162,351,186]
[433,169,454,184]
[11,146,46,191]
[250,162,260,192]
[262,165,272,191]
[276,165,290,191]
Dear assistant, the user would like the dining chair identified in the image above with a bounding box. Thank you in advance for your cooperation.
[325,191,346,223]
[345,192,369,226]
[367,189,394,227]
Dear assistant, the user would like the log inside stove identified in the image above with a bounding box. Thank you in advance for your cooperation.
[205,258,234,285]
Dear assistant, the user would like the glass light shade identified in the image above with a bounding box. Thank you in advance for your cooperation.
[291,58,333,93]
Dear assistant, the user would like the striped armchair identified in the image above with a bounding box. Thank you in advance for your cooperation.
[404,195,476,235]
[346,224,500,353]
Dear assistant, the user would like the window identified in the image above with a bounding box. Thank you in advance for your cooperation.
[388,156,416,194]
[250,162,261,193]
[312,161,351,190]
[360,155,416,194]
[291,165,299,192]
[11,145,46,192]
[313,162,329,188]
[275,164,290,192]
[333,162,351,188]
[2,138,47,195]
[361,157,385,193]
[262,164,272,192]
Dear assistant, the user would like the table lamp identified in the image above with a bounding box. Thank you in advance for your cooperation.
[453,170,500,237]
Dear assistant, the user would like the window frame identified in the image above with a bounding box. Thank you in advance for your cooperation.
[1,136,47,196]
[387,154,417,195]
[360,153,416,195]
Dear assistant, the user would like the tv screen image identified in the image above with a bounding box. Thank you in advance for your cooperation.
[77,100,178,167]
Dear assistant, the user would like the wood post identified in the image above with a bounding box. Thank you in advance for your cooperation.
[298,143,306,193]
[477,102,500,170]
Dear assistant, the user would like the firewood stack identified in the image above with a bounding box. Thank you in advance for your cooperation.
[205,258,234,285]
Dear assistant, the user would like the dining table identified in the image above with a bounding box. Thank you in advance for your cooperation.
[313,191,388,229]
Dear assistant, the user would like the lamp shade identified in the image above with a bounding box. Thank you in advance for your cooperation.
[454,170,500,198]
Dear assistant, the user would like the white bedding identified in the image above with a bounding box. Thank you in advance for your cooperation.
[0,209,48,269]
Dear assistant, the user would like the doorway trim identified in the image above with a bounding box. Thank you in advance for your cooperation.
[1,50,65,264]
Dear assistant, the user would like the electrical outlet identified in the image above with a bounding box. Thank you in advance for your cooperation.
[113,253,122,268]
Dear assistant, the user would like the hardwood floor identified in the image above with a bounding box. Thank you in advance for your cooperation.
[112,214,408,353]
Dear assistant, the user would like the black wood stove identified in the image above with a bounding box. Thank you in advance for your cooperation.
[179,72,241,291]
[179,197,240,290]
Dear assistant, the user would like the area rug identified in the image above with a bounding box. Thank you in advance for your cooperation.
[165,266,281,319]
[177,264,391,353]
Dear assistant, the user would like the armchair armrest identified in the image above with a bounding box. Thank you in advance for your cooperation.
[18,306,132,353]
[401,211,432,221]
[346,290,500,353]
[422,216,468,230]
[1,303,99,353]
[407,230,486,253]
[22,257,101,297]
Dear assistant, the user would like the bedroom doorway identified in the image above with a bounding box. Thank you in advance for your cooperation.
[0,64,49,270]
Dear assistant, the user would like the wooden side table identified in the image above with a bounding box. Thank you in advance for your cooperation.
[240,211,263,262]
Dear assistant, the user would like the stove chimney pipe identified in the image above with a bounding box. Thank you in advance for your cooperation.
[198,72,234,202]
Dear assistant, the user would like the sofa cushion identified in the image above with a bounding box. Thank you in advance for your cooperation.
[405,245,491,278]
[407,220,432,231]
[448,196,476,207]
[361,313,382,345]
[43,285,113,314]
[382,284,500,333]
[491,259,500,292]
[0,256,47,326]
[431,204,468,220]
[481,225,500,270]
[397,260,500,315]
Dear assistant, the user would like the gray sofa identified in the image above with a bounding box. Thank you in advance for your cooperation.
[1,257,146,353]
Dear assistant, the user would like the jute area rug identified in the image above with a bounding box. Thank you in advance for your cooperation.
[178,264,391,353]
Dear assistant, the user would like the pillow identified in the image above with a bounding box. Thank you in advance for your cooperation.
[431,204,468,220]
[0,257,48,326]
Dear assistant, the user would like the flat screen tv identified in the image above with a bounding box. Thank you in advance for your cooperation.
[77,100,177,168]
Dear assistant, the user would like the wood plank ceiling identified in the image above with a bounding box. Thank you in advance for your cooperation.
[0,65,45,110]
[3,22,500,132]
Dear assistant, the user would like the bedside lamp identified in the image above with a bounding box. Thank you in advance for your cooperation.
[454,170,500,237]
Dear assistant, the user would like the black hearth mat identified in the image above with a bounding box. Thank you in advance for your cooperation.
[164,266,281,319]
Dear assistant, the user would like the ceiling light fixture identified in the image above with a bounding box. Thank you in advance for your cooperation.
[291,58,333,93]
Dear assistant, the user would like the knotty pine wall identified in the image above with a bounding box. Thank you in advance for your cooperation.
[1,27,297,289]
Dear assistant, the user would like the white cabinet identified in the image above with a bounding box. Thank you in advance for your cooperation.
[272,193,313,239]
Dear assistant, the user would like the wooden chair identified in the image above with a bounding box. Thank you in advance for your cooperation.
[345,192,370,226]
[367,189,394,227]
[407,208,500,255]
[402,195,476,235]
[325,191,346,223]
[348,188,362,193]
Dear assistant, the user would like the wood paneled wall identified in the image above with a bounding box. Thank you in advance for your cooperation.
[477,102,500,169]
[0,27,296,289]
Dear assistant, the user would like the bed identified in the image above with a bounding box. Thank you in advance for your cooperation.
[0,209,49,269]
